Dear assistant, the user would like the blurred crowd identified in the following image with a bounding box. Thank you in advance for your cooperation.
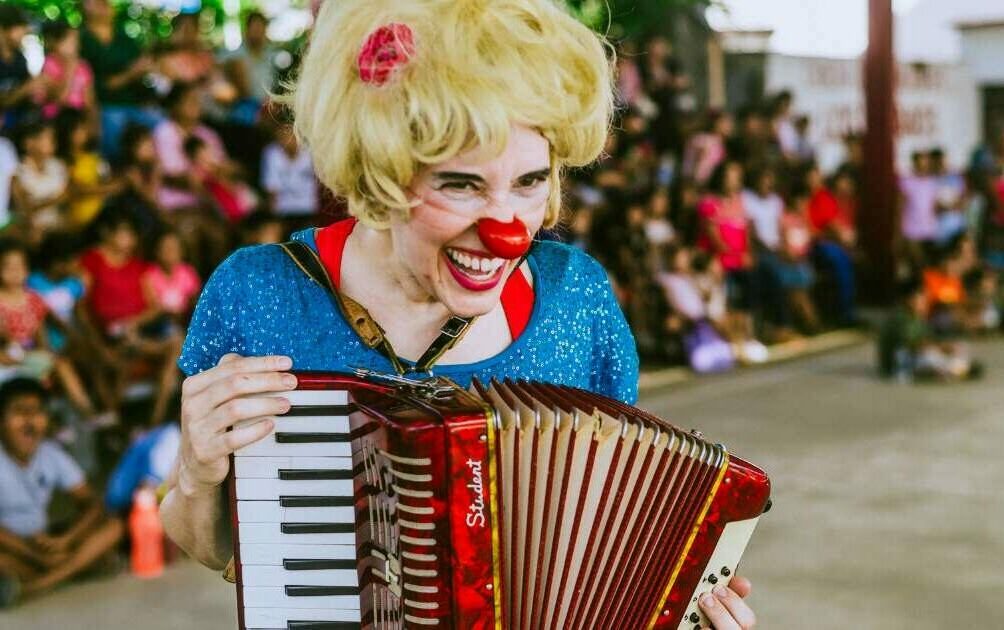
[1,1,1004,606]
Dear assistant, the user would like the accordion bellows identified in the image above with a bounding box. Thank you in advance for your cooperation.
[228,373,771,630]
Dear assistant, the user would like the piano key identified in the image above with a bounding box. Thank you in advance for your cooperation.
[283,559,357,571]
[235,457,352,479]
[241,565,358,587]
[239,523,356,545]
[281,523,355,535]
[238,416,350,433]
[284,404,355,417]
[280,496,355,508]
[237,435,352,457]
[285,622,362,630]
[236,478,353,499]
[242,585,359,608]
[278,469,353,481]
[239,543,356,565]
[285,586,359,597]
[238,501,354,523]
[271,390,350,406]
[276,433,351,444]
[242,607,361,629]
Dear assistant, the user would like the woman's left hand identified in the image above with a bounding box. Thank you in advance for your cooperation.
[697,574,756,629]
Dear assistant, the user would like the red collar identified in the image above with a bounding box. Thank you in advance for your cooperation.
[314,219,534,340]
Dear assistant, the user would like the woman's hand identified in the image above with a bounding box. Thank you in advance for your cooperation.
[176,353,296,497]
[697,574,756,629]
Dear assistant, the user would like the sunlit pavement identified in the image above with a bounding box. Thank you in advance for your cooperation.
[5,339,1002,629]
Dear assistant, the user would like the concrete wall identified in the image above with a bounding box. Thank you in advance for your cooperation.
[959,24,1004,85]
[764,54,980,173]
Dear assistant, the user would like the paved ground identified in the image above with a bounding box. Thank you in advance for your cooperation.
[4,340,1003,629]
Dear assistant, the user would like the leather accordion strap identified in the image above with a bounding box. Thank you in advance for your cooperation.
[278,240,474,376]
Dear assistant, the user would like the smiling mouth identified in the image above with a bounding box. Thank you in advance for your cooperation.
[443,247,507,291]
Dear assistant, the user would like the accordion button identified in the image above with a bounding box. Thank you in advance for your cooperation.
[689,613,701,623]
[721,567,731,577]
[708,574,719,585]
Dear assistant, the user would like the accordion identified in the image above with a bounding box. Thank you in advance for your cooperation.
[228,371,771,630]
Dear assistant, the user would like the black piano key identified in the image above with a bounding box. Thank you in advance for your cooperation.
[281,522,355,535]
[283,404,356,417]
[275,432,351,443]
[283,559,357,571]
[285,585,360,597]
[287,622,361,630]
[279,496,355,508]
[278,469,354,481]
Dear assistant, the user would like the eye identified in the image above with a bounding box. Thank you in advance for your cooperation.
[438,181,480,192]
[516,173,548,189]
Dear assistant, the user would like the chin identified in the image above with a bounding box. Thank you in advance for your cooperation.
[435,252,510,318]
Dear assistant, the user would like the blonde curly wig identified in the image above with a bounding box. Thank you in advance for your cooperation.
[286,0,614,228]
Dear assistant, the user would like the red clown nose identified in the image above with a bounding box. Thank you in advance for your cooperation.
[477,217,532,260]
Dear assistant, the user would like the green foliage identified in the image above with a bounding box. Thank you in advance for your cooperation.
[564,0,713,40]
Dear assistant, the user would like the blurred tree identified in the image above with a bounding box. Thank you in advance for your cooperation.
[564,0,715,40]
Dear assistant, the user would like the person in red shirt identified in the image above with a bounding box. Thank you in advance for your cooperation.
[803,164,857,326]
[79,206,182,427]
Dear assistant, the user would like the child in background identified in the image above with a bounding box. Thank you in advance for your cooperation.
[240,209,285,245]
[183,135,257,224]
[36,20,95,122]
[777,192,821,333]
[0,378,123,607]
[692,249,768,364]
[106,125,163,242]
[644,186,675,250]
[27,232,84,354]
[878,282,982,382]
[11,122,67,245]
[142,230,200,326]
[260,122,318,233]
[56,109,118,229]
[0,239,106,423]
[79,207,181,428]
[0,118,17,229]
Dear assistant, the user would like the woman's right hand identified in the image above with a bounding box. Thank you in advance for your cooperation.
[177,353,296,496]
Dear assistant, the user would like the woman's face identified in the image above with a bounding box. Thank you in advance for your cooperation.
[105,224,138,255]
[390,123,550,318]
[0,251,28,289]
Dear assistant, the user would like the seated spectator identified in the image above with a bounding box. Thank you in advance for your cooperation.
[261,121,319,233]
[36,20,96,124]
[898,150,939,269]
[152,82,232,271]
[79,207,181,427]
[184,136,257,224]
[105,124,163,241]
[0,377,123,607]
[240,209,284,245]
[922,241,971,337]
[0,120,15,229]
[691,249,767,364]
[0,239,105,422]
[657,245,734,373]
[643,186,675,250]
[698,160,761,340]
[804,165,857,326]
[219,11,276,124]
[56,109,119,229]
[682,109,731,186]
[104,422,179,513]
[10,121,68,246]
[966,267,1001,333]
[142,230,200,326]
[877,282,982,382]
[79,0,160,162]
[930,148,967,245]
[0,7,39,129]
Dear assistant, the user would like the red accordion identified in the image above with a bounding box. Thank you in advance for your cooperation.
[228,371,771,630]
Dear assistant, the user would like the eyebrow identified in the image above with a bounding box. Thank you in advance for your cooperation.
[432,168,551,184]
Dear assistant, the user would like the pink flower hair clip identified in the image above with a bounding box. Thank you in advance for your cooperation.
[357,23,416,86]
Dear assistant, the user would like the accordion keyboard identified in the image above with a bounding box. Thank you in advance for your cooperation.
[234,389,362,630]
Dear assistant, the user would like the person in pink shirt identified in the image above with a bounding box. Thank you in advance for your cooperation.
[142,230,201,326]
[683,110,732,186]
[36,21,95,123]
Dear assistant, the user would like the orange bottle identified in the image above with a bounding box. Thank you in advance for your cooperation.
[129,485,164,579]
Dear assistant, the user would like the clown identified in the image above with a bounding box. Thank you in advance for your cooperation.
[162,1,757,627]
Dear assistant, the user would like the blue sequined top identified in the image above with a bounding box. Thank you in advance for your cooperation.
[178,229,639,404]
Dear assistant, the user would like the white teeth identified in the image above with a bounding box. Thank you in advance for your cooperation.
[445,248,505,278]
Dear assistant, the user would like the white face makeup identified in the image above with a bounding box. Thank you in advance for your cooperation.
[387,123,551,318]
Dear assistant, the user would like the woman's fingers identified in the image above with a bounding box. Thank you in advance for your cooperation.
[729,575,753,598]
[217,417,276,459]
[207,394,292,434]
[182,354,292,400]
[698,585,756,630]
[194,371,297,427]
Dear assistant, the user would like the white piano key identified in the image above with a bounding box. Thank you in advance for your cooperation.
[267,390,349,406]
[239,523,356,546]
[236,478,354,499]
[241,586,358,609]
[234,456,353,479]
[243,607,361,628]
[242,565,358,587]
[237,416,350,433]
[237,436,352,458]
[238,501,355,523]
[239,543,356,565]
